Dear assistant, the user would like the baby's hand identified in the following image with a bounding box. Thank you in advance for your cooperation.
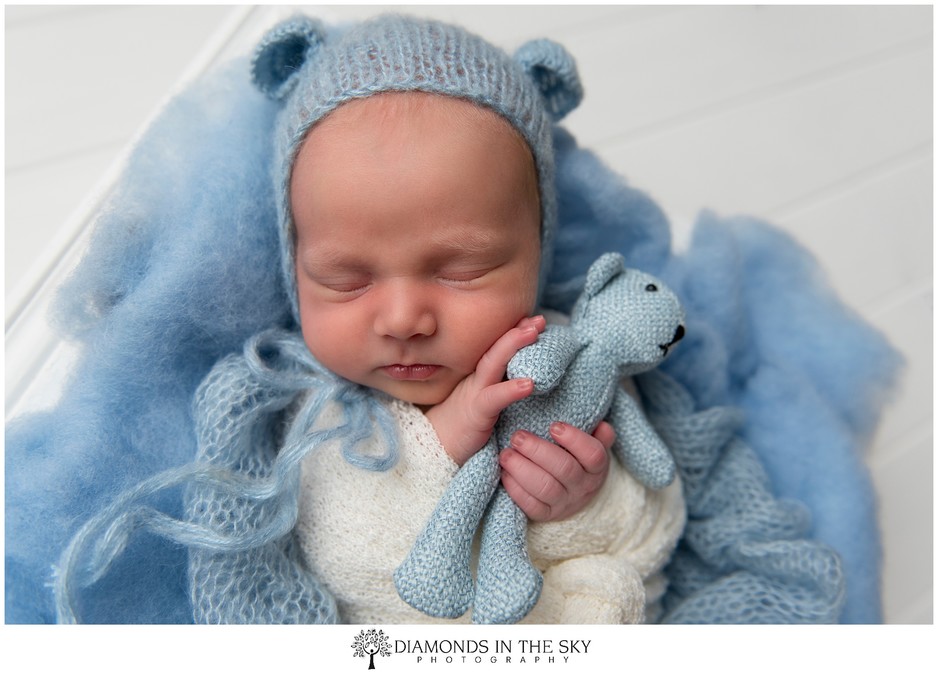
[425,316,546,466]
[499,420,613,522]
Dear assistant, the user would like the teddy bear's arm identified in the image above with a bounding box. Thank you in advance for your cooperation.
[608,388,676,490]
[506,325,582,395]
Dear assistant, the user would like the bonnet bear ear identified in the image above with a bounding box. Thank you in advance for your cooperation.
[251,16,326,100]
[583,252,626,298]
[514,38,583,122]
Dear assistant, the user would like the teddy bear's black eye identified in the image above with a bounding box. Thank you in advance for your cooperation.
[645,283,658,292]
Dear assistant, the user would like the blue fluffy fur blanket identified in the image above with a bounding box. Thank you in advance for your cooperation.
[5,54,900,624]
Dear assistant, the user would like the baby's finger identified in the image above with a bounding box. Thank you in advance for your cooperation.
[474,378,534,422]
[507,428,591,484]
[474,315,545,385]
[592,421,617,452]
[500,464,552,522]
[499,442,567,506]
[549,422,610,476]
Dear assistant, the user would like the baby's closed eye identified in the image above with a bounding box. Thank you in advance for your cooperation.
[320,279,373,294]
[435,265,497,288]
[304,268,373,297]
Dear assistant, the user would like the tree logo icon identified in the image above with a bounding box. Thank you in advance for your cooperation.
[351,628,392,670]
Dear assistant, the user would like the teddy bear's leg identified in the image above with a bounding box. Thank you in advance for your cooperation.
[541,554,645,624]
[472,486,543,624]
[609,389,676,489]
[394,439,501,618]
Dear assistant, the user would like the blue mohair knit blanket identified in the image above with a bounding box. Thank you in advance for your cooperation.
[5,54,901,624]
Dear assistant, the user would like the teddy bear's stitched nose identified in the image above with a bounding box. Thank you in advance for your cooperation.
[672,325,685,343]
[659,325,685,356]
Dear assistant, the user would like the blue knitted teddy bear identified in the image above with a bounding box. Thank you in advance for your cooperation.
[395,252,686,623]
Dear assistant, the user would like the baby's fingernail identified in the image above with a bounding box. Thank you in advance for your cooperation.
[550,421,567,436]
[511,430,528,447]
[517,378,534,391]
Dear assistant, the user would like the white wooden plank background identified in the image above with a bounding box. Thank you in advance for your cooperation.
[4,4,932,625]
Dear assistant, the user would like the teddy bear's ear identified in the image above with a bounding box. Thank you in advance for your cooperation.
[514,39,583,122]
[251,16,326,101]
[583,252,626,297]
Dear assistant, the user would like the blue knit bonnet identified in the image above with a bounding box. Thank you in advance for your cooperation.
[250,14,584,321]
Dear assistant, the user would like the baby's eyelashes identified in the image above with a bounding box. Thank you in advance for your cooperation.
[324,277,370,290]
[313,276,373,296]
[436,273,485,288]
[435,264,500,288]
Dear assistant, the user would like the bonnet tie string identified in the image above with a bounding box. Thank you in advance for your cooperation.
[54,328,398,623]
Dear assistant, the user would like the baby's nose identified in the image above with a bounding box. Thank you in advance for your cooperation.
[374,282,437,339]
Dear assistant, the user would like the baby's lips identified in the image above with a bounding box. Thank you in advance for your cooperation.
[382,364,441,381]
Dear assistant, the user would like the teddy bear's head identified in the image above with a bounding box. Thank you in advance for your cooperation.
[571,253,685,373]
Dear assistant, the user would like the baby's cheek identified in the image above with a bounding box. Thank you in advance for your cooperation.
[456,313,525,369]
[301,308,359,369]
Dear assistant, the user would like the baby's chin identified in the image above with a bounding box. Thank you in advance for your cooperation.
[370,378,460,411]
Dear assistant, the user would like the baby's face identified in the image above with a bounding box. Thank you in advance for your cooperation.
[291,92,541,406]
